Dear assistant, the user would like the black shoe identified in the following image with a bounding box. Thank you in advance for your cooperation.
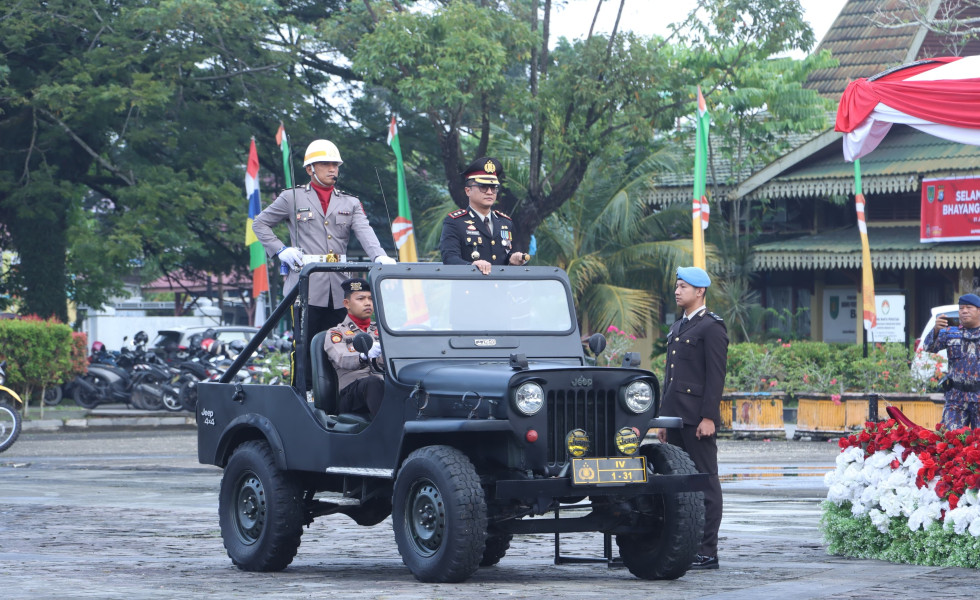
[690,554,719,570]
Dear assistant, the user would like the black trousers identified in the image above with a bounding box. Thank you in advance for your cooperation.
[339,376,384,418]
[667,425,722,557]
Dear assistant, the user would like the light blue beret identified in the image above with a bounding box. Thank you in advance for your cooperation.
[677,266,711,288]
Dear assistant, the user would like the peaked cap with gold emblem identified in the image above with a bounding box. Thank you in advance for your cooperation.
[461,156,503,185]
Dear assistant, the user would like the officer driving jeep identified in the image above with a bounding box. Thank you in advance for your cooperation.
[323,278,384,418]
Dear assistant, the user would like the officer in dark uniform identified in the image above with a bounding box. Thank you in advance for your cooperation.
[439,156,529,275]
[657,266,728,571]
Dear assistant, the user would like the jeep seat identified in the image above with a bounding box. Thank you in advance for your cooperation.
[309,331,370,433]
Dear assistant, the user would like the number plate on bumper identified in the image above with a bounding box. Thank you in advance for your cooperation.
[571,457,647,486]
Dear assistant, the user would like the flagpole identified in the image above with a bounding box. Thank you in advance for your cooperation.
[854,158,876,350]
[692,86,709,269]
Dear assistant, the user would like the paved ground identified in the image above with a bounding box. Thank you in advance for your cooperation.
[1,430,978,598]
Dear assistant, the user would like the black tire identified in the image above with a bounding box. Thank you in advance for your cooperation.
[219,440,305,571]
[72,375,105,409]
[43,385,64,406]
[615,443,705,580]
[178,377,198,412]
[0,396,22,453]
[479,532,512,567]
[161,385,183,412]
[392,445,487,583]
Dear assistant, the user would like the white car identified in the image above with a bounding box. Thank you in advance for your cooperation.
[911,304,959,384]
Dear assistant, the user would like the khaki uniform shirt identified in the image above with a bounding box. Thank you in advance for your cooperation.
[324,315,382,390]
[252,184,385,308]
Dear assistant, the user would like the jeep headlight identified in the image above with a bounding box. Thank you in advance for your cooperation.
[513,382,544,415]
[622,380,654,414]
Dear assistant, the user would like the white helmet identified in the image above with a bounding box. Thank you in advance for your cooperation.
[303,139,343,167]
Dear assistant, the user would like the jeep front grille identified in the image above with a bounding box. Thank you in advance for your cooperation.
[546,388,617,466]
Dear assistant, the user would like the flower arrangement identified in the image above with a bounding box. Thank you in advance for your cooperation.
[822,418,980,567]
[599,325,637,367]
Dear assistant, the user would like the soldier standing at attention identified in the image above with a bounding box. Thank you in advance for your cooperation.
[439,156,529,275]
[253,138,396,335]
[924,293,980,429]
[657,266,728,571]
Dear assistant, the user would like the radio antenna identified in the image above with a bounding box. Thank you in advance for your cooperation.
[374,167,397,250]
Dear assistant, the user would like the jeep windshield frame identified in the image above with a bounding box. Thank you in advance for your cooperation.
[375,273,575,336]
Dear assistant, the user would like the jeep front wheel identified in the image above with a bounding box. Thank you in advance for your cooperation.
[392,445,487,583]
[616,443,705,580]
[219,440,305,571]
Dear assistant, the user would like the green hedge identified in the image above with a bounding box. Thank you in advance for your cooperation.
[0,317,75,403]
[821,502,980,568]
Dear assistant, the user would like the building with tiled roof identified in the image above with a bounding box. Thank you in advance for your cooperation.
[738,0,980,342]
[646,0,980,342]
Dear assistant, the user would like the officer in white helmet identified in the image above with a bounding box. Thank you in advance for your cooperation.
[253,138,396,344]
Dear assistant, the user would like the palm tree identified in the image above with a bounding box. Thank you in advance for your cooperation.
[532,148,695,336]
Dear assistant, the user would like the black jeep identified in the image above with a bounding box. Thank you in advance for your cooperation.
[197,263,707,583]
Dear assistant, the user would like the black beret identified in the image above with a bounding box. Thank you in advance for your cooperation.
[341,278,371,295]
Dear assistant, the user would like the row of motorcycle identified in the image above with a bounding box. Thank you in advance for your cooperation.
[47,330,279,412]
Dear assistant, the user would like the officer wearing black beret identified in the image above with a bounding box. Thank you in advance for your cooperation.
[439,156,529,275]
[323,278,384,417]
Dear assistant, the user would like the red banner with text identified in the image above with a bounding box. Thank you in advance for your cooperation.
[921,176,980,243]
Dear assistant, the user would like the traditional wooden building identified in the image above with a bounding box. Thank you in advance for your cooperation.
[646,0,980,342]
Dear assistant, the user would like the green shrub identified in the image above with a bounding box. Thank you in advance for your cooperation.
[0,317,75,414]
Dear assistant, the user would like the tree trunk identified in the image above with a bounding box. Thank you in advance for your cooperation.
[8,203,69,321]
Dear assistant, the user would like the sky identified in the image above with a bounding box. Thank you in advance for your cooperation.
[549,0,852,54]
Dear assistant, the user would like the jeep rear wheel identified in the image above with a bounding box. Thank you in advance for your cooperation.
[616,443,705,580]
[392,445,487,583]
[479,532,512,567]
[219,440,304,571]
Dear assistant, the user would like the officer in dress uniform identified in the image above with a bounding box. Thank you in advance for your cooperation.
[324,278,384,418]
[439,156,529,275]
[253,139,396,337]
[657,266,729,571]
[924,293,980,429]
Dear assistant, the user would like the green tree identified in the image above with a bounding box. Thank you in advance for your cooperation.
[0,0,327,319]
[533,147,692,334]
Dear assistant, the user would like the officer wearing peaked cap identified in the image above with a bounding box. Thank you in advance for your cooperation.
[657,265,728,570]
[440,156,529,275]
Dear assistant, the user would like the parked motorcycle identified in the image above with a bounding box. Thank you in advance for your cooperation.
[72,334,173,410]
[0,360,24,453]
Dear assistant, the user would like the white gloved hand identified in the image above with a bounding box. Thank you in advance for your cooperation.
[375,255,396,265]
[367,343,382,359]
[278,247,303,270]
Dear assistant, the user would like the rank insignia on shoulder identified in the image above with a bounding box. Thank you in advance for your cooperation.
[330,332,343,344]
[448,208,468,219]
[708,312,724,322]
[345,330,356,336]
[493,209,511,220]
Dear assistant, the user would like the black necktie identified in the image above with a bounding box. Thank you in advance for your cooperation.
[484,216,491,235]
[679,316,689,330]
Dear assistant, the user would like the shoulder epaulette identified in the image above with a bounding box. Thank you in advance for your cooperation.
[336,188,357,199]
[448,208,468,219]
[707,311,724,322]
[493,209,512,220]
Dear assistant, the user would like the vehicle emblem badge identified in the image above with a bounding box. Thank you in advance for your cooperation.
[570,376,592,387]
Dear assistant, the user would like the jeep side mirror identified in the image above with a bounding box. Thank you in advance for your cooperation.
[587,333,607,356]
[621,352,641,368]
[352,332,374,354]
